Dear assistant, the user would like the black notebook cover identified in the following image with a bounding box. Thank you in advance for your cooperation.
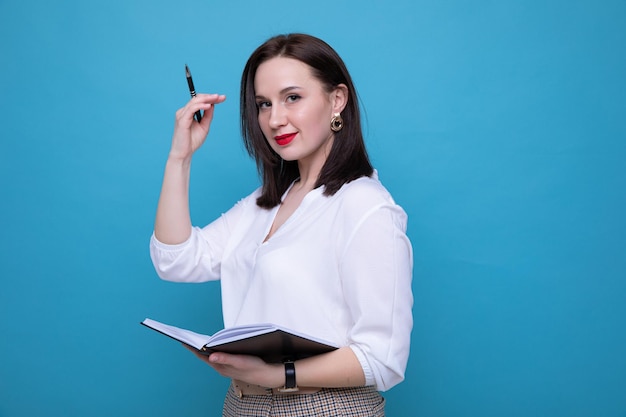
[141,318,339,363]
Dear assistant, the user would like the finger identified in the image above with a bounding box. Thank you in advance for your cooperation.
[193,93,227,103]
[208,352,231,364]
[189,94,226,126]
[178,94,225,121]
[199,105,216,129]
[198,96,225,127]
[191,94,227,112]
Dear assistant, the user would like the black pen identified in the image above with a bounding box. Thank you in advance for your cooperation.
[185,64,203,122]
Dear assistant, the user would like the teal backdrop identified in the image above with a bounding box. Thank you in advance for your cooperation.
[1,1,625,416]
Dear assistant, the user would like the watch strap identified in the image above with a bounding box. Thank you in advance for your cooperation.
[277,360,299,392]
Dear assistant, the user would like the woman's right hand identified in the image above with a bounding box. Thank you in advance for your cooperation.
[169,93,227,161]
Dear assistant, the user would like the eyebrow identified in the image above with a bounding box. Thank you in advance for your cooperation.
[255,86,302,100]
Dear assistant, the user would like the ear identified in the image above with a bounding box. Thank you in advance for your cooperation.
[331,83,349,115]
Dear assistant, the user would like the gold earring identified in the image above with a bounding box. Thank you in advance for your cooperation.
[330,113,344,132]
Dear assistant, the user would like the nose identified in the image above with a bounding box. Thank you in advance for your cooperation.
[268,104,287,130]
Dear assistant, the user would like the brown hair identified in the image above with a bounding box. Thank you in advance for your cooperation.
[240,33,373,208]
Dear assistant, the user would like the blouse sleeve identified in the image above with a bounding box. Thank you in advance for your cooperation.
[149,194,252,283]
[340,199,414,392]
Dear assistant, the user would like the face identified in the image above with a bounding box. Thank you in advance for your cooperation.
[254,57,346,170]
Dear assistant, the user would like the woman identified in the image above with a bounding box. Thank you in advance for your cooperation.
[150,33,413,416]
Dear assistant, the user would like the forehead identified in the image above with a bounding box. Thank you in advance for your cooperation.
[254,57,320,95]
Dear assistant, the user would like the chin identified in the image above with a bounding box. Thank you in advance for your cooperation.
[275,150,300,162]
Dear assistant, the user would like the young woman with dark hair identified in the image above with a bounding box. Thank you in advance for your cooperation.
[150,33,413,416]
[240,33,373,208]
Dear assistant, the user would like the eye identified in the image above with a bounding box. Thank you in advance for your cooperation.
[286,94,301,103]
[256,100,271,109]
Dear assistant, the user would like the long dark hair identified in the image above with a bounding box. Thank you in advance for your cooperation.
[240,33,373,208]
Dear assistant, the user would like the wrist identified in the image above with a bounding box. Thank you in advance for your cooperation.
[277,360,299,393]
[166,153,192,166]
[260,362,284,389]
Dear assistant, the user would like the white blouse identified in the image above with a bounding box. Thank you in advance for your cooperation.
[150,173,413,391]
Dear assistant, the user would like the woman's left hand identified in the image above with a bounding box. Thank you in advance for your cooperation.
[183,345,283,388]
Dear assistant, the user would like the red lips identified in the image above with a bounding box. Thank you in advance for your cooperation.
[274,133,297,146]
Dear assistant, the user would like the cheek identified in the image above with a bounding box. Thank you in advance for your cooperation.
[257,115,279,151]
[257,113,271,137]
[300,110,330,138]
[257,112,267,129]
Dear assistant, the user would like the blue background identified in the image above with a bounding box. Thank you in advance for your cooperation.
[1,1,625,416]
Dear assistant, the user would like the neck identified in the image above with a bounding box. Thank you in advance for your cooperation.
[296,156,326,191]
[294,134,334,191]
[294,169,318,192]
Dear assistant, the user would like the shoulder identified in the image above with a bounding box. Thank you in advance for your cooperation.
[330,171,409,244]
[329,171,407,228]
[217,185,266,222]
[335,171,397,209]
[232,186,264,209]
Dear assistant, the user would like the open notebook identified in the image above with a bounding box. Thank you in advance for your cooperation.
[142,318,339,363]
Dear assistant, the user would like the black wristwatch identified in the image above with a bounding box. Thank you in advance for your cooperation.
[277,360,299,392]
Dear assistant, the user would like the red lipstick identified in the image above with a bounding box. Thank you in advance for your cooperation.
[274,133,297,146]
